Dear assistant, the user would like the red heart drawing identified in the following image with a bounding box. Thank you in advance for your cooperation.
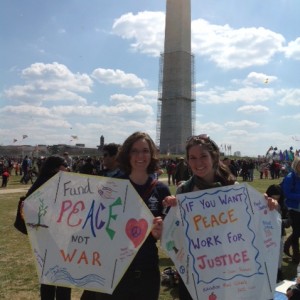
[125,218,148,248]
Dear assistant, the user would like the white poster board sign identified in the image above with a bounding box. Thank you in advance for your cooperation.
[161,183,281,300]
[23,171,153,294]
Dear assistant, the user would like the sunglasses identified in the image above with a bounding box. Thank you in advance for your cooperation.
[186,134,219,151]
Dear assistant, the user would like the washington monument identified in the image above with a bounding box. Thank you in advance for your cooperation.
[157,0,195,154]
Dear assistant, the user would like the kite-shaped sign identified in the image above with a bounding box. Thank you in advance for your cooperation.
[23,171,154,294]
[161,183,281,300]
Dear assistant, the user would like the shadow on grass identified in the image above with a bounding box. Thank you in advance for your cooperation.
[159,257,179,299]
[160,257,175,268]
[160,285,179,300]
[282,256,297,280]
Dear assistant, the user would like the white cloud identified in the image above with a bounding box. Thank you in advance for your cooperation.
[283,37,300,60]
[91,68,146,88]
[192,19,285,69]
[197,86,274,104]
[112,12,286,71]
[195,121,224,133]
[22,62,92,92]
[195,81,208,89]
[4,62,92,105]
[227,130,248,136]
[38,118,71,128]
[0,105,54,117]
[237,105,269,113]
[281,113,300,120]
[277,89,300,106]
[112,11,165,57]
[243,72,277,86]
[51,103,153,118]
[4,85,88,105]
[110,94,136,103]
[110,90,158,105]
[225,120,260,128]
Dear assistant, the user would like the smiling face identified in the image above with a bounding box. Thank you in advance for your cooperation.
[187,144,215,183]
[129,138,151,173]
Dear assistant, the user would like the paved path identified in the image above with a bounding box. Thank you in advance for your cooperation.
[0,187,29,194]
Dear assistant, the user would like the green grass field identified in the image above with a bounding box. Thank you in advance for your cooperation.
[0,172,296,299]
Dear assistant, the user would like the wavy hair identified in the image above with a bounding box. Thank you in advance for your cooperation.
[117,132,158,175]
[186,135,236,185]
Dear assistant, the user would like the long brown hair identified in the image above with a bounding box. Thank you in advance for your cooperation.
[117,131,159,175]
[186,135,236,185]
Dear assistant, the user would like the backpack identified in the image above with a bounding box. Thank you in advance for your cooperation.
[279,172,296,206]
[161,267,179,287]
[280,172,297,197]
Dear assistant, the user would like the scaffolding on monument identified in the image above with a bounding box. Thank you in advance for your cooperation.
[156,52,196,150]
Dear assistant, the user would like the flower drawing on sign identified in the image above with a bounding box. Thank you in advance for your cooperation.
[27,198,49,230]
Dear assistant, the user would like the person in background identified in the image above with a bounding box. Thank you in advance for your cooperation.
[85,132,170,300]
[79,156,95,175]
[166,160,176,185]
[174,157,190,186]
[163,134,279,300]
[248,158,255,181]
[63,152,73,171]
[99,143,123,178]
[282,156,300,264]
[153,163,164,180]
[1,168,10,187]
[222,157,237,177]
[17,156,71,300]
[258,161,265,179]
[14,161,20,176]
[20,155,29,184]
[266,184,290,282]
[264,163,269,179]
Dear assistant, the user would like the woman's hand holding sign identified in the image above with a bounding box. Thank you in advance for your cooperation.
[151,216,163,240]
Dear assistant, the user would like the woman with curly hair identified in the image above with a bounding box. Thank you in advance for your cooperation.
[163,134,278,300]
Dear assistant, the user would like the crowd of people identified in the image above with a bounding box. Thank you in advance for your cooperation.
[0,148,294,188]
[6,133,300,299]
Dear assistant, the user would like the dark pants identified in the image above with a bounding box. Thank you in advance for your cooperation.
[288,210,300,259]
[20,169,28,183]
[40,284,71,300]
[178,276,193,300]
[167,174,175,185]
[2,176,8,187]
[81,267,160,300]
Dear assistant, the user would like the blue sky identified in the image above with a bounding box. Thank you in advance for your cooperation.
[1,0,300,157]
